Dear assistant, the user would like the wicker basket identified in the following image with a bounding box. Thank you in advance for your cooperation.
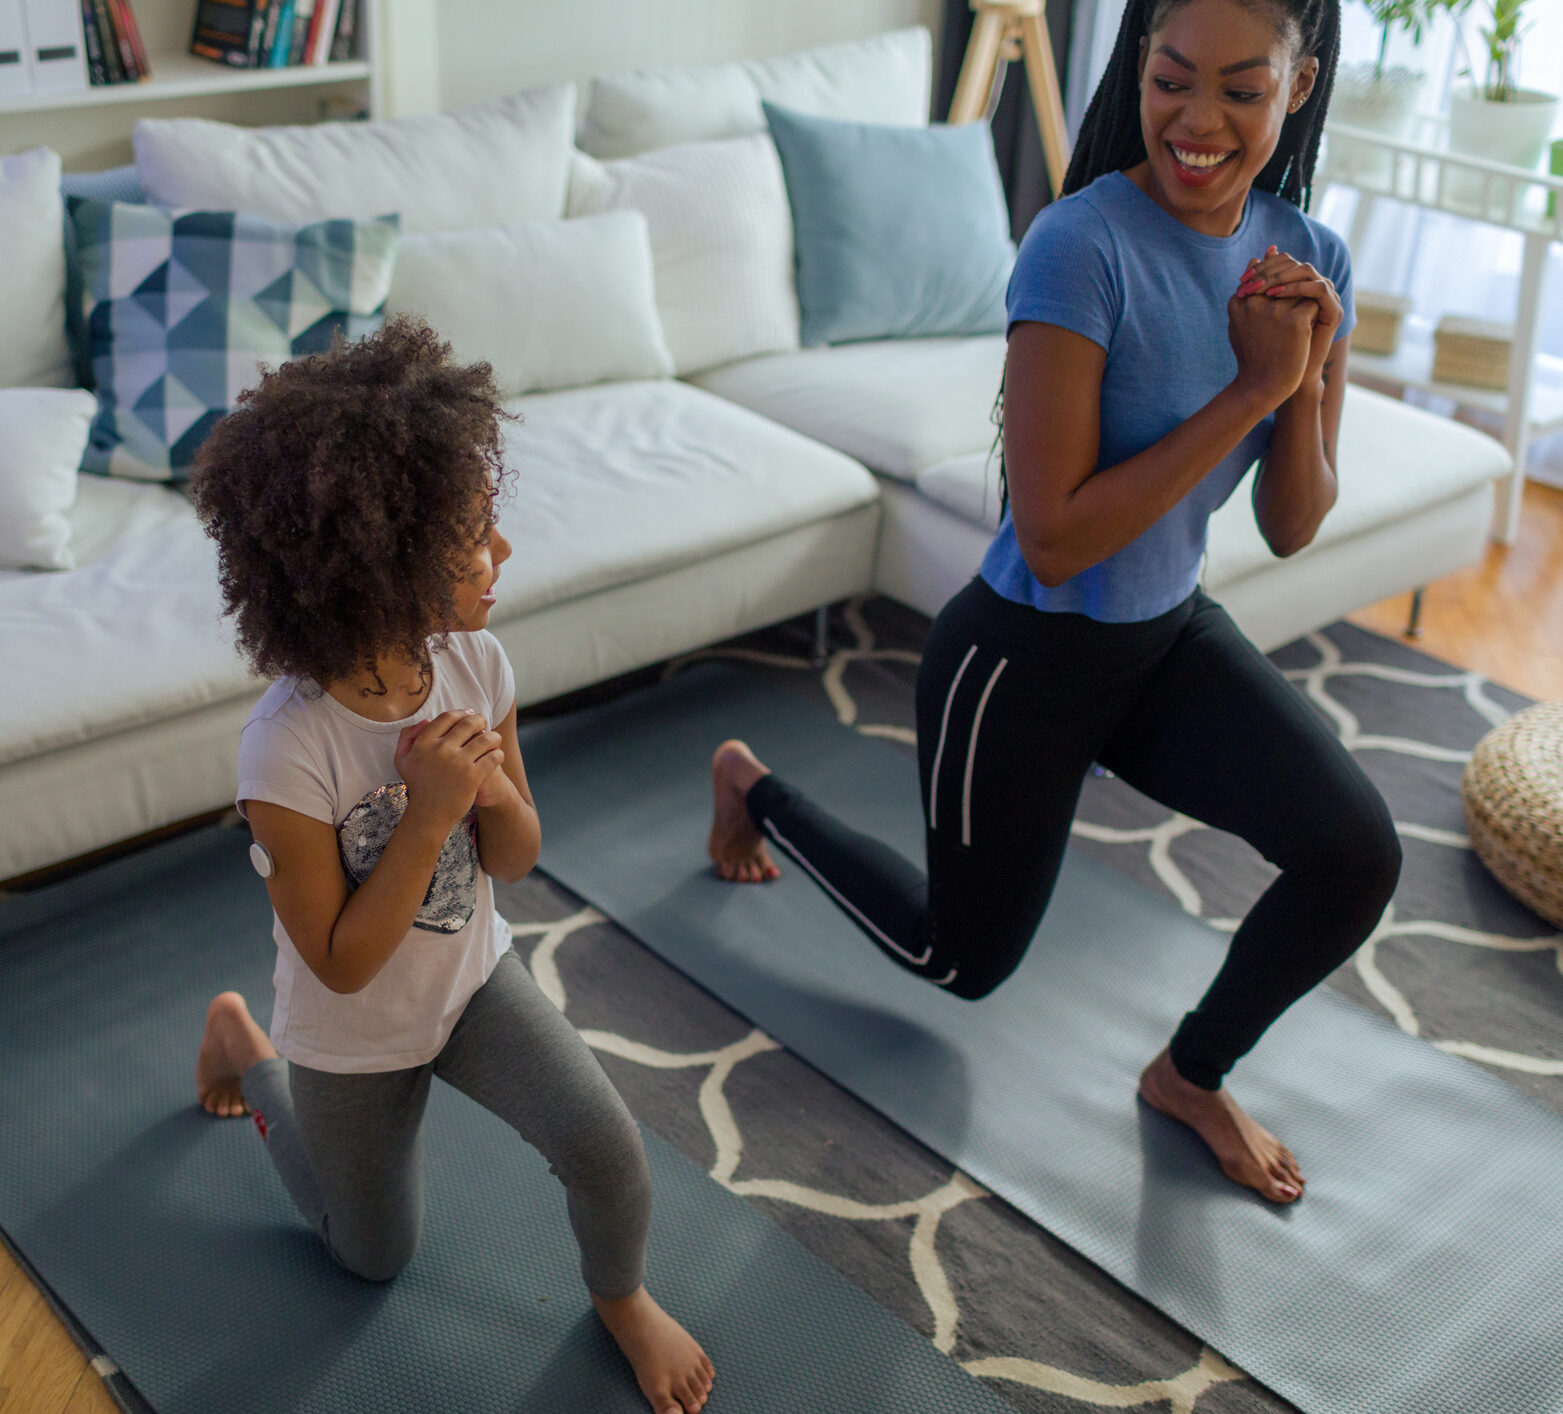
[1432,316,1512,391]
[1354,291,1413,356]
[1461,701,1563,928]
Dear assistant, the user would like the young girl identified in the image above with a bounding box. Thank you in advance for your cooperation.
[710,0,1400,1204]
[190,317,714,1414]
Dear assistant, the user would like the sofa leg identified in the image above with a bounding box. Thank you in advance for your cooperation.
[812,605,831,666]
[1404,587,1425,639]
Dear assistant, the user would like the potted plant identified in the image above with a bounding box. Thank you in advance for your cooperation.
[1449,0,1559,178]
[1334,0,1468,138]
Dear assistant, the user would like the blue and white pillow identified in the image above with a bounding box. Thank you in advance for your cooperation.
[67,199,400,481]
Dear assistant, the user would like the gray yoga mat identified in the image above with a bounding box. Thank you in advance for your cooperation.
[518,664,1563,1414]
[0,823,1012,1414]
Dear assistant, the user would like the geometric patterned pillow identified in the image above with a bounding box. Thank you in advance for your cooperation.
[66,199,400,481]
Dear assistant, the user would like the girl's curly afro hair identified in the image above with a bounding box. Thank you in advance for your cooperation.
[190,315,516,691]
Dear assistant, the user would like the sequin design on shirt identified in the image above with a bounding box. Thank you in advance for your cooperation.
[337,782,478,935]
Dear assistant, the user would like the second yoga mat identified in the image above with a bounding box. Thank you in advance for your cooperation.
[0,821,1013,1414]
[518,664,1563,1414]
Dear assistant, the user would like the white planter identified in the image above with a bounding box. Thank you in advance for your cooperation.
[1448,86,1559,169]
[1330,63,1425,183]
[1447,87,1559,213]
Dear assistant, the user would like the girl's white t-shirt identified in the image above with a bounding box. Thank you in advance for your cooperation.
[235,629,517,1074]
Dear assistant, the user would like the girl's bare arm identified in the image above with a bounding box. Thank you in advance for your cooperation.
[244,709,506,994]
[244,798,452,994]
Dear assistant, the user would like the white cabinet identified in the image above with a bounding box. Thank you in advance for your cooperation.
[1319,115,1563,544]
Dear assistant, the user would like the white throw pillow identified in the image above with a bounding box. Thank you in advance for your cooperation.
[0,388,96,571]
[133,85,577,234]
[386,212,674,398]
[580,27,932,159]
[568,136,800,377]
[0,148,73,390]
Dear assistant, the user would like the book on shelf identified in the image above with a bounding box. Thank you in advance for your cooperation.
[108,0,137,78]
[307,0,334,62]
[190,0,259,67]
[88,0,150,84]
[189,0,354,69]
[327,0,354,62]
[285,0,309,64]
[118,0,148,76]
[89,0,123,80]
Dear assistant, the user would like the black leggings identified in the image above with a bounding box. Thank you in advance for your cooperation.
[747,578,1401,1090]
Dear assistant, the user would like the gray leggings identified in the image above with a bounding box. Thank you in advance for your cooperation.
[240,948,650,1297]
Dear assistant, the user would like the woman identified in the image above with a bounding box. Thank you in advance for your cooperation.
[708,0,1399,1204]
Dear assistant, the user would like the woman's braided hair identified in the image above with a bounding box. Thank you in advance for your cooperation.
[989,0,1340,520]
[1064,0,1340,211]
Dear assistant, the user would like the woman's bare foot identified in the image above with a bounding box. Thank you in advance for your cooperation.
[592,1286,714,1414]
[195,991,276,1117]
[707,739,778,883]
[1138,1048,1304,1203]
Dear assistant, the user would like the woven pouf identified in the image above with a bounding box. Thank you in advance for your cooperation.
[1462,701,1563,928]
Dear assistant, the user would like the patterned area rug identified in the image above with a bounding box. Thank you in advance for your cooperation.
[501,597,1559,1414]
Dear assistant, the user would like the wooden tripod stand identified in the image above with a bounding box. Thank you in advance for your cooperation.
[947,0,1072,199]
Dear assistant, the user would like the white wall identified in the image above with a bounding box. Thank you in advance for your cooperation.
[431,0,944,114]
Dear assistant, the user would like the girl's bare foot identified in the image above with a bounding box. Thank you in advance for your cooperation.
[707,739,778,883]
[195,991,276,1117]
[592,1286,715,1414]
[1137,1048,1304,1204]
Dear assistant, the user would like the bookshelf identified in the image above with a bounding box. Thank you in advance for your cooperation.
[0,0,380,163]
[0,52,372,115]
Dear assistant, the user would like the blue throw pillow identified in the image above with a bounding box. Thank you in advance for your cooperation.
[60,165,146,390]
[763,102,1014,346]
[67,199,399,481]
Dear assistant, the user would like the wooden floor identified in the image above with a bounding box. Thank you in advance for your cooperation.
[3,448,1561,1414]
[1349,452,1563,702]
[0,1243,115,1414]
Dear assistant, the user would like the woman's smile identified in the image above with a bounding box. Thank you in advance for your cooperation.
[1166,142,1238,185]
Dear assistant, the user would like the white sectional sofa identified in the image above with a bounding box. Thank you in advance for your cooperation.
[0,27,1513,883]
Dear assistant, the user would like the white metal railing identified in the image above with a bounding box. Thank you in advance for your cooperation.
[1320,116,1563,237]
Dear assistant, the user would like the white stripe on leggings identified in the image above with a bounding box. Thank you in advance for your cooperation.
[961,658,1008,847]
[761,817,933,967]
[927,643,977,832]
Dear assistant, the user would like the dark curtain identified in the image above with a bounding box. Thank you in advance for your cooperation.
[936,0,1074,242]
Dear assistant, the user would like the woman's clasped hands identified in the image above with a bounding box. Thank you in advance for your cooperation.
[1227,243,1343,412]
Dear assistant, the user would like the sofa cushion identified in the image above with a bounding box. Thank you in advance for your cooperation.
[910,385,1512,578]
[764,103,1012,345]
[385,212,673,398]
[70,200,399,481]
[914,450,1006,529]
[1,147,72,390]
[690,335,1005,481]
[0,381,879,769]
[568,136,799,377]
[487,380,879,617]
[0,387,96,571]
[579,27,931,158]
[1203,386,1511,589]
[134,85,576,233]
[0,477,255,768]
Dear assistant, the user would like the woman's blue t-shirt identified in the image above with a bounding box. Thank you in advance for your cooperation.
[979,170,1354,623]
